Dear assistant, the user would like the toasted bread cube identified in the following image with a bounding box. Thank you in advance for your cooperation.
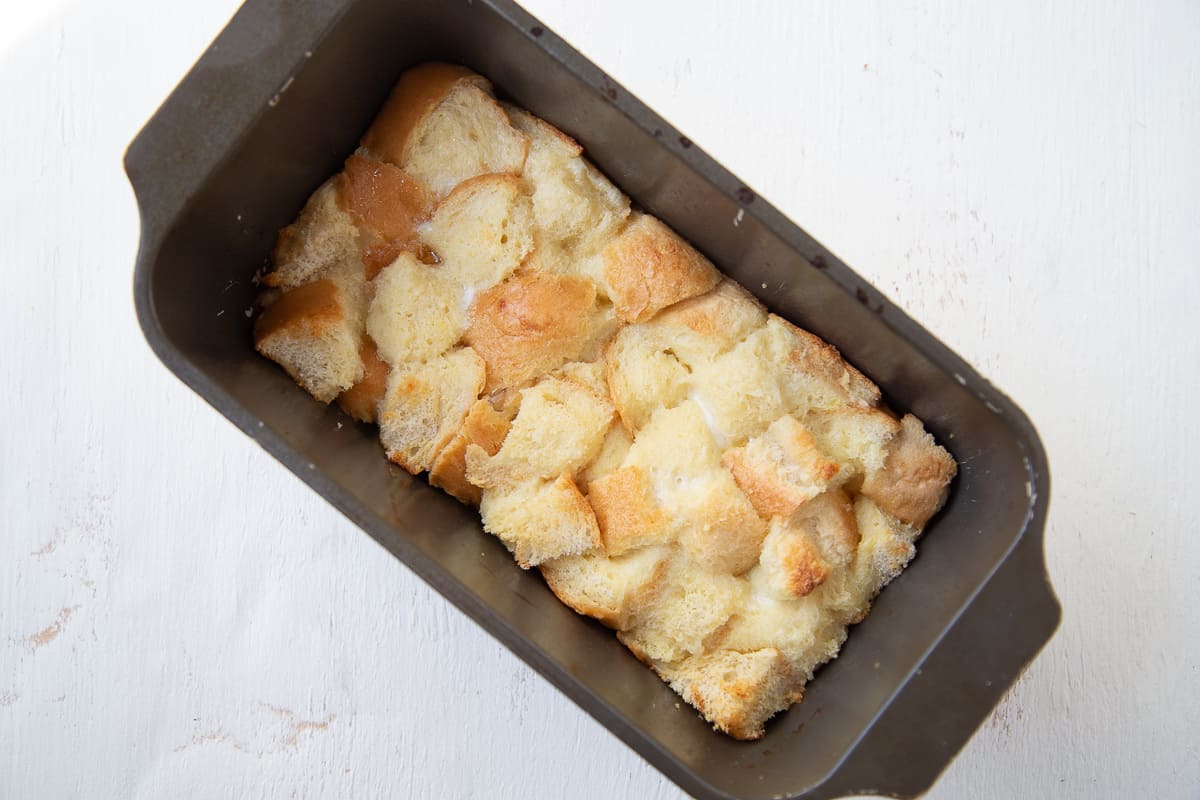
[811,496,920,624]
[722,416,842,519]
[749,316,880,415]
[587,465,671,556]
[659,648,800,740]
[265,180,361,291]
[687,336,786,448]
[366,251,465,366]
[861,414,957,527]
[465,375,614,487]
[479,474,602,568]
[675,471,768,575]
[617,561,747,664]
[803,407,902,489]
[713,586,843,683]
[623,402,724,487]
[362,63,528,196]
[254,278,365,403]
[464,272,602,392]
[429,398,515,505]
[602,280,768,433]
[650,279,768,362]
[757,518,830,600]
[579,422,633,491]
[602,213,720,323]
[336,153,434,278]
[540,545,671,630]
[504,105,630,273]
[377,347,485,474]
[552,358,609,399]
[755,491,858,600]
[419,174,535,292]
[603,324,692,432]
[335,337,391,423]
[794,489,861,567]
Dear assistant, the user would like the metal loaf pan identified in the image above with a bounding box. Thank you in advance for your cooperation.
[126,1,1060,797]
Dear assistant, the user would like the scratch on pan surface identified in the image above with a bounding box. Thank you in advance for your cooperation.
[267,76,295,108]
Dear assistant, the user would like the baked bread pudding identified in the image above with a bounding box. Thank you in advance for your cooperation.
[254,63,957,740]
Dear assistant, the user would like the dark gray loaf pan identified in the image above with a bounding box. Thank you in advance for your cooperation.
[126,1,1060,797]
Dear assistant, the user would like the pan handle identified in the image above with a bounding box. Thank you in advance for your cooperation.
[814,525,1061,799]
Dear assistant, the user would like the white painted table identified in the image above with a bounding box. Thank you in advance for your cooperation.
[3,1,1197,797]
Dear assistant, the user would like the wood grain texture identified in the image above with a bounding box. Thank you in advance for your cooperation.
[2,1,1197,798]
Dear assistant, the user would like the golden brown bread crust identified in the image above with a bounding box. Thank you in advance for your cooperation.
[722,417,843,519]
[660,648,802,740]
[675,475,768,575]
[336,153,433,278]
[861,414,958,527]
[336,337,390,423]
[588,465,670,556]
[378,347,487,475]
[429,399,515,505]
[479,474,602,568]
[256,62,958,742]
[254,279,342,341]
[603,214,721,323]
[540,546,670,630]
[361,63,486,167]
[465,272,599,392]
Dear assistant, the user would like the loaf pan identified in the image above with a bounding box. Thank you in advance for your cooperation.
[126,1,1060,797]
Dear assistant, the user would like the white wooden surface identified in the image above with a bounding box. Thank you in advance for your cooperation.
[2,1,1197,797]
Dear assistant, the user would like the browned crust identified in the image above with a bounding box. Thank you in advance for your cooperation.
[795,489,860,567]
[723,448,802,519]
[253,279,342,343]
[380,348,487,475]
[464,272,598,391]
[337,154,432,240]
[777,535,829,598]
[429,172,528,226]
[540,550,669,630]
[670,649,803,740]
[429,398,514,505]
[678,482,769,575]
[773,316,880,408]
[602,214,720,323]
[336,336,390,423]
[335,154,434,278]
[861,414,957,527]
[587,466,669,556]
[653,279,765,350]
[541,573,618,627]
[530,474,602,569]
[433,171,525,212]
[721,421,841,520]
[505,103,584,157]
[360,62,488,167]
